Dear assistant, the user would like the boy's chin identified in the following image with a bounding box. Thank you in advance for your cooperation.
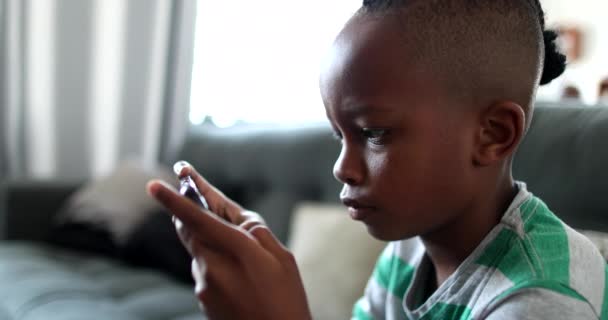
[365,225,418,242]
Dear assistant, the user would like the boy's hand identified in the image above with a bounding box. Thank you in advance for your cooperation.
[146,166,311,320]
[173,161,265,228]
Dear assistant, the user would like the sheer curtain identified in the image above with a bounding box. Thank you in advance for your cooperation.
[188,0,360,127]
[0,0,196,180]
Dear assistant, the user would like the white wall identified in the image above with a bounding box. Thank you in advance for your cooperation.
[537,0,608,104]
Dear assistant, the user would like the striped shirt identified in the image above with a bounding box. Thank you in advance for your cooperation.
[353,183,608,319]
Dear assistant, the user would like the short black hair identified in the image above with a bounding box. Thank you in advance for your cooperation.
[360,0,566,86]
[346,0,567,129]
[527,0,567,85]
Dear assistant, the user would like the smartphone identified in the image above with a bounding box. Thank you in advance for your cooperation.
[179,175,210,210]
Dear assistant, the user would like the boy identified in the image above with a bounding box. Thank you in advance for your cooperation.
[147,0,607,319]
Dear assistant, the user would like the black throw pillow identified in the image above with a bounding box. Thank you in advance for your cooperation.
[47,222,119,258]
[121,211,193,285]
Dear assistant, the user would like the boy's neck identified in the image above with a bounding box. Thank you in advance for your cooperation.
[419,178,518,289]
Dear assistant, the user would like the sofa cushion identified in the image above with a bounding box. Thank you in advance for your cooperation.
[0,242,202,320]
[578,229,608,261]
[47,211,193,286]
[121,212,193,285]
[513,104,608,232]
[288,202,386,320]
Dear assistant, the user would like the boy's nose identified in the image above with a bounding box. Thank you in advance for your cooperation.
[333,145,365,186]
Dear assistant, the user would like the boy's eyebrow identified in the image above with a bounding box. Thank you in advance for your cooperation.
[340,103,399,116]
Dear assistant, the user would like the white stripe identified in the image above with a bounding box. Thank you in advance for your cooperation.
[565,225,605,315]
[363,277,388,319]
[89,0,126,177]
[142,0,171,168]
[363,279,408,320]
[394,237,425,265]
[481,287,597,319]
[497,182,531,238]
[5,0,23,176]
[470,267,515,318]
[385,291,406,320]
[25,0,56,178]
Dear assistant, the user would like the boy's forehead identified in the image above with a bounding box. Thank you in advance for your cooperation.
[323,15,410,81]
[320,14,433,110]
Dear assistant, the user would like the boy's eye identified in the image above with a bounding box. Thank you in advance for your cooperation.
[361,128,389,144]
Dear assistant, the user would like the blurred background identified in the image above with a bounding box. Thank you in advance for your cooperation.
[0,2,606,319]
[0,0,606,180]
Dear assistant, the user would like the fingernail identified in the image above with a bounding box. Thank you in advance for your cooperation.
[173,161,191,175]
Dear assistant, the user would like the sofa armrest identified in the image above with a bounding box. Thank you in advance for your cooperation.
[0,180,81,241]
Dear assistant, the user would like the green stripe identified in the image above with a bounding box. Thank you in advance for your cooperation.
[601,265,608,320]
[492,279,587,303]
[419,303,472,320]
[477,196,570,285]
[373,254,415,299]
[475,228,515,268]
[520,197,570,282]
[475,228,535,284]
[352,298,373,320]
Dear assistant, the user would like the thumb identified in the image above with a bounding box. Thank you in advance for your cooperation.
[249,226,288,258]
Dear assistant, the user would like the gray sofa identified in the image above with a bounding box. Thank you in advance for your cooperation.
[0,103,607,319]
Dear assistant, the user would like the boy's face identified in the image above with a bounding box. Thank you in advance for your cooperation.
[320,15,480,241]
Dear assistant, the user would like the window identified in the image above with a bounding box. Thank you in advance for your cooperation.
[188,1,360,127]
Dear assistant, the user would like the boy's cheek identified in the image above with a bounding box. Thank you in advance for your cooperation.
[369,168,471,232]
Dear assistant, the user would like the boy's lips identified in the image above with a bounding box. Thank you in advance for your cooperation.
[341,198,376,221]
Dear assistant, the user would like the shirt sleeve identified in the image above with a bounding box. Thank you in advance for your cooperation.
[480,287,598,320]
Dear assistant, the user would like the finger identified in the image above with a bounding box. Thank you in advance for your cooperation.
[174,218,242,266]
[248,225,289,258]
[240,211,266,228]
[174,161,223,204]
[174,160,209,185]
[147,179,252,252]
[190,243,242,311]
[173,217,196,255]
[190,242,236,289]
[198,282,234,320]
[192,258,206,293]
[190,242,237,297]
[239,220,265,232]
[174,161,243,224]
[176,222,243,301]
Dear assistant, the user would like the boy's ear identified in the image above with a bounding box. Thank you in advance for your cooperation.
[473,101,526,167]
